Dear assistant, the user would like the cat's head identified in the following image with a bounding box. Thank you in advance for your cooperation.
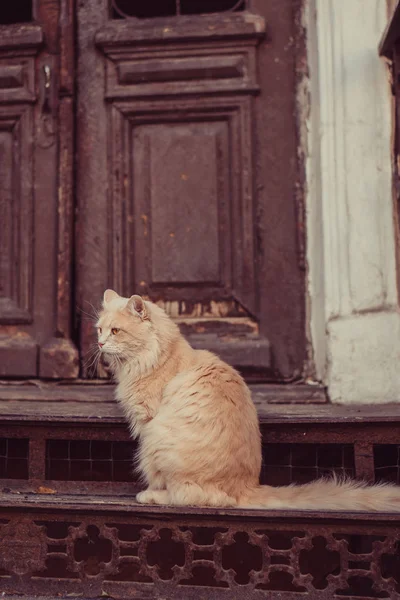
[96,289,177,374]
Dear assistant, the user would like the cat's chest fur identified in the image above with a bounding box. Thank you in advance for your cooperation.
[115,372,165,437]
[114,340,195,438]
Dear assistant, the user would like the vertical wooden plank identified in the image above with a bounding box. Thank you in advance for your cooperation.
[39,0,79,377]
[354,441,375,482]
[76,0,110,376]
[249,0,307,379]
[29,437,46,482]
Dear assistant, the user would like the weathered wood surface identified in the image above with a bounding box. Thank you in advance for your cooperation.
[2,383,400,424]
[1,490,400,522]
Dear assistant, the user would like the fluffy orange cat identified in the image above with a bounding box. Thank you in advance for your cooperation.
[97,289,400,511]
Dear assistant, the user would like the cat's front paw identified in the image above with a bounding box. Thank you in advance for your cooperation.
[136,490,153,504]
[136,489,169,505]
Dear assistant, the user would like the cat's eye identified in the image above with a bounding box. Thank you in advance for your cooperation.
[98,327,102,334]
[111,328,120,335]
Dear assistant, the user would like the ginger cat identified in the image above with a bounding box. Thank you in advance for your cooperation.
[97,289,400,511]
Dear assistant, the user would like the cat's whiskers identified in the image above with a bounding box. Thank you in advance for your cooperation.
[82,341,99,361]
[82,350,98,370]
[84,299,101,319]
[83,345,102,376]
[85,354,99,376]
[77,308,98,323]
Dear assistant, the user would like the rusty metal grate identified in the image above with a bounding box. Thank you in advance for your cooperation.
[1,506,400,599]
[111,0,247,20]
[43,440,356,487]
[260,443,355,486]
[0,438,29,480]
[46,440,136,482]
[374,444,400,485]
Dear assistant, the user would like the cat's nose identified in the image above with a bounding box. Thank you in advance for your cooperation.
[98,342,104,348]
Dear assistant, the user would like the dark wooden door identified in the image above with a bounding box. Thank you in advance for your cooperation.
[0,0,306,382]
[0,0,78,378]
[74,0,306,382]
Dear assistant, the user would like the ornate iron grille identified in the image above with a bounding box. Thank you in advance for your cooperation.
[1,508,400,599]
[111,0,247,20]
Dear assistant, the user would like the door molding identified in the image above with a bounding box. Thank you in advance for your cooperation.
[306,0,399,403]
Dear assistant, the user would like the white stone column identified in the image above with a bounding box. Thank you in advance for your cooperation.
[306,0,400,403]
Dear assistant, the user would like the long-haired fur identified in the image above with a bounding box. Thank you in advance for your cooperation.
[96,290,400,511]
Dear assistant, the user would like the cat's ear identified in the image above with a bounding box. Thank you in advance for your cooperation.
[127,295,148,320]
[103,289,120,305]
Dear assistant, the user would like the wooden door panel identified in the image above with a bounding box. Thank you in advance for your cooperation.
[109,98,255,306]
[0,1,78,378]
[0,105,33,325]
[105,96,270,369]
[135,121,224,285]
[0,26,41,376]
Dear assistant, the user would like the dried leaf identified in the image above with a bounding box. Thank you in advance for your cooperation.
[37,486,57,494]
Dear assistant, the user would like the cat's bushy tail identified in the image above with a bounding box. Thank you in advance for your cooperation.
[240,476,400,512]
